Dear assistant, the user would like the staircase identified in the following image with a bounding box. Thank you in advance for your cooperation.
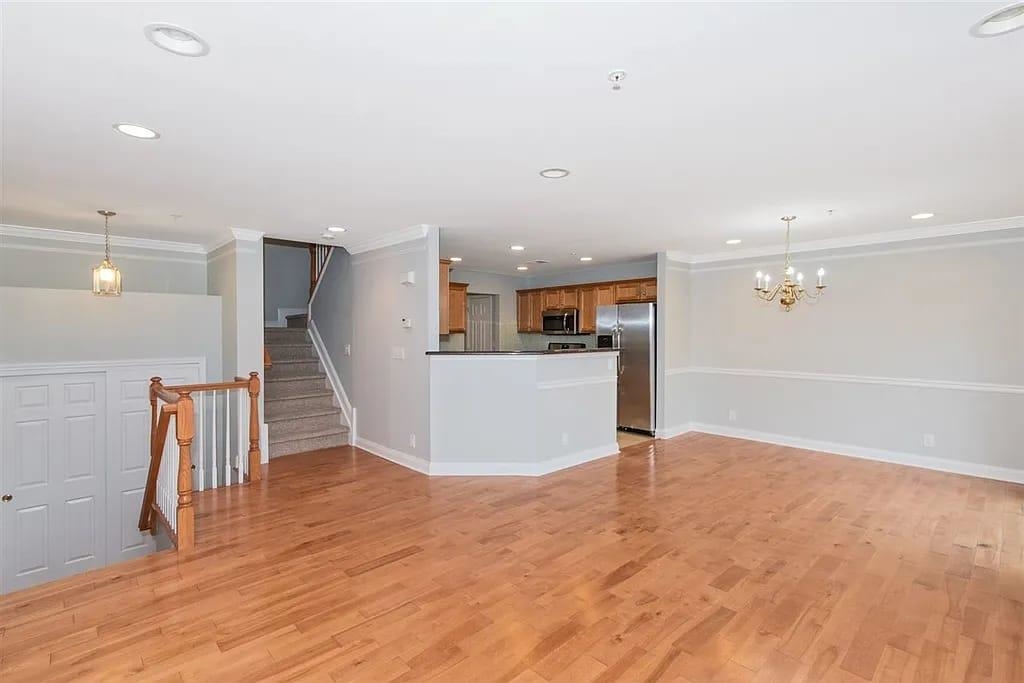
[264,323,349,457]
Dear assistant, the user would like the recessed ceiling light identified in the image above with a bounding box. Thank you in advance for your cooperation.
[725,239,742,245]
[113,123,160,139]
[539,168,570,179]
[321,233,336,240]
[144,23,210,56]
[449,256,462,262]
[510,245,526,252]
[516,265,529,271]
[579,256,593,262]
[970,2,1024,37]
[326,226,347,233]
[911,213,935,220]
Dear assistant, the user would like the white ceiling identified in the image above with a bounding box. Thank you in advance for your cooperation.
[3,2,1023,276]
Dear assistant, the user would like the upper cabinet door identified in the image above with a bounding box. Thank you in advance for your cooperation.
[561,288,580,309]
[614,280,642,303]
[449,283,468,333]
[638,278,658,302]
[596,284,615,307]
[579,286,597,333]
[543,289,562,310]
[516,291,531,332]
[439,260,451,335]
[529,291,544,331]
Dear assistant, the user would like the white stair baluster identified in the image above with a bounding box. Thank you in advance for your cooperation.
[197,392,205,492]
[211,391,219,489]
[224,389,231,486]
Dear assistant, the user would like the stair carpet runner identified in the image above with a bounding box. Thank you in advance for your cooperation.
[264,320,349,458]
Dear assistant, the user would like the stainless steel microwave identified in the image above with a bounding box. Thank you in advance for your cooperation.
[541,308,581,335]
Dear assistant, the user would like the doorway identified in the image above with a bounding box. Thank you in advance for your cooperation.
[466,294,498,351]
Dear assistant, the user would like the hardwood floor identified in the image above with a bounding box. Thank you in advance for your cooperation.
[2,433,1022,682]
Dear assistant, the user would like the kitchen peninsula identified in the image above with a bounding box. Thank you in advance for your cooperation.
[427,348,619,476]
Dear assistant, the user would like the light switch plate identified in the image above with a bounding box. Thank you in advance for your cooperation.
[391,346,406,360]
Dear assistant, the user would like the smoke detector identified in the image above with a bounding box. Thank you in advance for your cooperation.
[607,70,627,90]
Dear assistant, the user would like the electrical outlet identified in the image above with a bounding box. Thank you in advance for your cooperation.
[728,409,738,423]
[391,346,406,360]
[561,432,569,446]
[409,433,416,449]
[922,433,935,448]
[344,344,351,356]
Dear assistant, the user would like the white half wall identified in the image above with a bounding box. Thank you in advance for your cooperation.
[429,352,619,475]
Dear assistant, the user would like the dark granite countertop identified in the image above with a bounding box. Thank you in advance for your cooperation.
[426,348,618,356]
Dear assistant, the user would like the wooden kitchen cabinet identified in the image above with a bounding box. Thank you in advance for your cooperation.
[528,291,543,331]
[439,259,451,335]
[516,277,656,333]
[614,280,643,302]
[638,278,658,302]
[579,286,597,333]
[560,287,580,309]
[449,282,469,333]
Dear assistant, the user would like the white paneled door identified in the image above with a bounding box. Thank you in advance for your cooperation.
[1,373,106,593]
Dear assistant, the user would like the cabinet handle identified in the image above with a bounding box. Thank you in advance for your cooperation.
[2,494,12,502]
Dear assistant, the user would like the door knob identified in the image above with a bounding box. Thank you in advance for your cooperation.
[1,494,12,502]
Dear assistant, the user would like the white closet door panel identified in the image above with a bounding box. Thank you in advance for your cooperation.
[1,373,106,593]
[105,364,199,564]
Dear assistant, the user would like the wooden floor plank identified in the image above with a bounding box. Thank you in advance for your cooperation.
[1,434,1022,681]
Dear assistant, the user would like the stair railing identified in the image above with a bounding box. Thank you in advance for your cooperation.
[309,243,333,300]
[139,372,262,551]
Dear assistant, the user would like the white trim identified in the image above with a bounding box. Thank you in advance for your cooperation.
[655,424,693,439]
[355,437,429,474]
[229,228,265,242]
[428,442,621,477]
[264,307,307,329]
[307,319,353,442]
[344,224,431,255]
[0,223,206,254]
[674,366,1024,395]
[683,422,1024,485]
[0,356,207,377]
[0,240,207,264]
[678,215,1024,265]
[537,376,617,391]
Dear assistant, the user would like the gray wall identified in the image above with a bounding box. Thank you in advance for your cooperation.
[660,231,1024,478]
[0,233,207,294]
[263,242,309,321]
[311,236,434,461]
[0,288,222,380]
[524,260,656,289]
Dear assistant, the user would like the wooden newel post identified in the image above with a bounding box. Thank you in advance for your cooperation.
[149,377,162,436]
[175,392,196,551]
[247,372,262,482]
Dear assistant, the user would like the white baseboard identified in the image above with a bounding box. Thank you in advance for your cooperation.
[264,307,307,328]
[684,422,1024,485]
[355,437,430,475]
[354,439,620,477]
[655,424,693,439]
[306,319,353,433]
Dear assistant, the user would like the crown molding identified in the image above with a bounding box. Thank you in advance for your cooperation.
[229,227,265,242]
[682,215,1024,265]
[344,224,431,255]
[0,223,206,254]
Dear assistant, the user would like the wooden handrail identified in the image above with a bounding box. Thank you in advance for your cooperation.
[142,372,263,552]
[163,379,248,393]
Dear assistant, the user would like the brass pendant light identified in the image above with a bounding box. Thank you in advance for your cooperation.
[92,210,122,296]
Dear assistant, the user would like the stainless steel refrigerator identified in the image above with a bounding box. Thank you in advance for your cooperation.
[596,303,656,434]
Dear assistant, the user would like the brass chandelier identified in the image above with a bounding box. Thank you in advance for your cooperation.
[754,216,826,311]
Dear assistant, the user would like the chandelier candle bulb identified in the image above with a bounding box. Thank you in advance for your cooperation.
[756,271,764,290]
[817,268,825,288]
